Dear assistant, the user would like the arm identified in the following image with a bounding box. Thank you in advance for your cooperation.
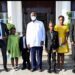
[45,32,48,53]
[41,22,45,45]
[70,24,74,42]
[55,32,59,48]
[61,32,69,46]
[61,25,69,46]
[19,37,22,52]
[7,36,11,53]
[26,24,30,48]
[4,22,9,36]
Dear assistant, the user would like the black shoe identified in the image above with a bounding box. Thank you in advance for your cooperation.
[72,69,75,73]
[4,68,9,72]
[48,69,52,73]
[27,64,31,70]
[27,67,31,70]
[31,68,36,72]
[21,67,26,70]
[53,69,58,74]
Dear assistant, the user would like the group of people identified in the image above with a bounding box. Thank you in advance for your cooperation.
[0,11,75,73]
[45,15,69,73]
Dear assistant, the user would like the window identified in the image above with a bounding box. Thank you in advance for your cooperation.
[0,1,7,23]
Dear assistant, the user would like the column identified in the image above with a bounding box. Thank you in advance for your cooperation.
[56,1,71,24]
[7,1,22,35]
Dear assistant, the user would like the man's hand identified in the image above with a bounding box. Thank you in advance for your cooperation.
[27,44,30,49]
[40,41,44,46]
[71,41,75,45]
[60,40,67,46]
[2,36,7,40]
[45,48,48,53]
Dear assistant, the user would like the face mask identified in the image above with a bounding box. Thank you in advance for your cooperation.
[31,16,36,21]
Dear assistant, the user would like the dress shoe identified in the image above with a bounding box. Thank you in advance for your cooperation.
[21,67,26,70]
[31,68,36,72]
[27,64,31,70]
[27,67,31,70]
[53,69,58,73]
[48,69,52,73]
[72,69,75,73]
[4,68,9,72]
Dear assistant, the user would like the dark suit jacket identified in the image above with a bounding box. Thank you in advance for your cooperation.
[0,22,9,37]
[19,36,28,51]
[45,30,59,50]
[70,22,75,42]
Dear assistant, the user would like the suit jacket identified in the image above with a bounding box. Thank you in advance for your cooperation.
[19,36,28,51]
[0,22,9,38]
[45,30,59,50]
[70,22,75,42]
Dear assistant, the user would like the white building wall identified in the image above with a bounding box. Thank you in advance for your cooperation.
[56,1,62,24]
[56,1,71,24]
[7,1,22,35]
[7,1,71,35]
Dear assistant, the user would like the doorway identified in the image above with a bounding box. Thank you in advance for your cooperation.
[22,1,55,32]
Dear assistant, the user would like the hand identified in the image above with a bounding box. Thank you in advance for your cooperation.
[61,40,67,46]
[27,49,30,53]
[2,36,7,40]
[40,41,44,46]
[45,48,48,53]
[71,41,75,45]
[27,44,30,49]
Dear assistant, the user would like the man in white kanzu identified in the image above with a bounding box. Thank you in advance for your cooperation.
[26,12,45,72]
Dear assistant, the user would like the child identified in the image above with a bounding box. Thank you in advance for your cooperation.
[7,27,20,70]
[45,21,59,73]
[19,32,31,70]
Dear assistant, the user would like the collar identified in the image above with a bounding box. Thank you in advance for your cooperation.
[32,19,37,23]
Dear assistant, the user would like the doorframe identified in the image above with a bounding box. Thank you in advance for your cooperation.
[22,2,56,32]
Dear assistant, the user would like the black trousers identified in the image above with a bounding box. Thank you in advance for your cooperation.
[71,45,75,61]
[0,40,7,68]
[48,46,56,70]
[22,48,31,68]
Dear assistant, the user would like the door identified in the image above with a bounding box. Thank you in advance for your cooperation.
[22,1,55,32]
[22,8,55,32]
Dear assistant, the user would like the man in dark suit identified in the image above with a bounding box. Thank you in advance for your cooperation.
[45,21,59,73]
[70,20,75,73]
[0,20,9,72]
[19,32,31,70]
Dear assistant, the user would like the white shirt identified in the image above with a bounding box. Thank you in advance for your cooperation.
[23,36,26,48]
[26,20,45,47]
[0,23,2,39]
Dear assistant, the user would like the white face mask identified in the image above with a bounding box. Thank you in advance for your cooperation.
[31,16,36,21]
